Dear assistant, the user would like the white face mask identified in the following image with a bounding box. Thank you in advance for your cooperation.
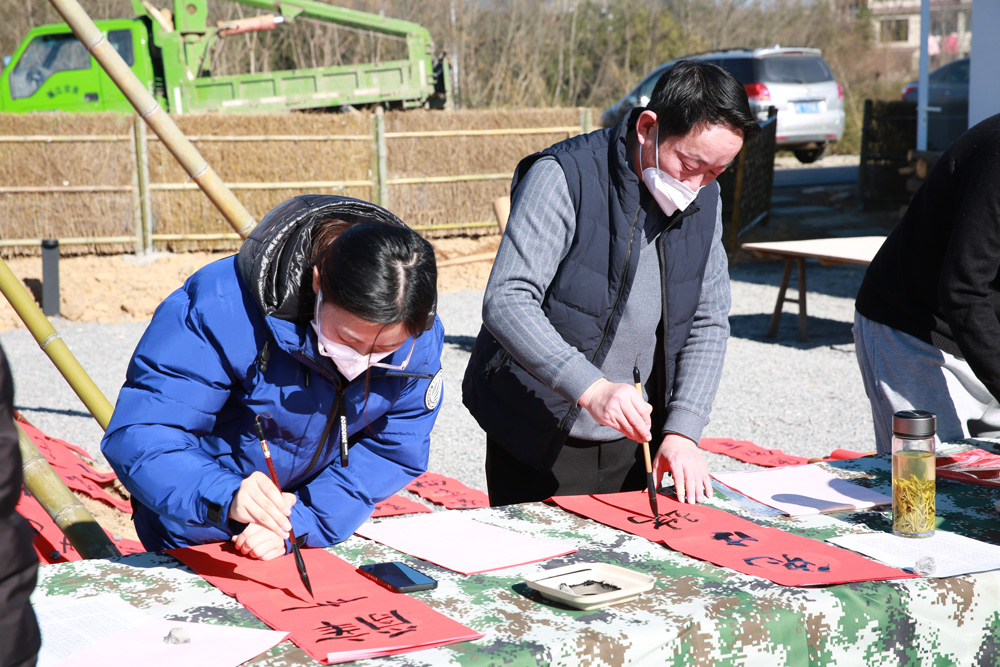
[640,125,702,216]
[311,289,392,380]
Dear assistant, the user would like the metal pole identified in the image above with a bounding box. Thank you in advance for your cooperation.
[917,0,931,151]
[46,0,256,238]
[41,240,60,317]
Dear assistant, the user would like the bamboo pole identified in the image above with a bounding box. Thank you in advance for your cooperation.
[0,259,114,429]
[18,423,122,559]
[149,179,374,191]
[0,236,137,248]
[436,251,496,268]
[0,135,131,142]
[375,107,389,207]
[0,185,132,194]
[129,116,143,255]
[46,0,255,239]
[134,115,153,255]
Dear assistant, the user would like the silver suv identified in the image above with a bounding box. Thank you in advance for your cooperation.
[602,46,845,163]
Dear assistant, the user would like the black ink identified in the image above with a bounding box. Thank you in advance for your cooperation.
[744,553,831,572]
[713,531,758,547]
[282,596,367,612]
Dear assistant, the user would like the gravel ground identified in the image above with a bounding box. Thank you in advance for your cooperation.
[0,259,874,493]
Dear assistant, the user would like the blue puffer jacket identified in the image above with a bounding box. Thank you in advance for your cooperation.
[101,196,444,552]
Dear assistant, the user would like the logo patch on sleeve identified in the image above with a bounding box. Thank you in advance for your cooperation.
[424,369,444,410]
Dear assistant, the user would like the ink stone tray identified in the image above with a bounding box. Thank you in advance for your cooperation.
[523,562,655,610]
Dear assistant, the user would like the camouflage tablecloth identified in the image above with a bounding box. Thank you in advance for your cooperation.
[33,454,1000,666]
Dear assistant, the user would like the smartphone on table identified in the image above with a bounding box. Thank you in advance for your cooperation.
[359,561,438,593]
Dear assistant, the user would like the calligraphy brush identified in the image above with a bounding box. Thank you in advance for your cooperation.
[632,360,660,519]
[254,416,314,599]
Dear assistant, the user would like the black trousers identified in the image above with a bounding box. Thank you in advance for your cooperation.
[485,434,649,507]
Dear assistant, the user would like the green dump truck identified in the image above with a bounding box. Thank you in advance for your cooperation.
[0,0,451,113]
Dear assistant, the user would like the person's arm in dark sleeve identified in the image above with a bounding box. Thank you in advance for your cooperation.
[482,157,605,405]
[937,147,1000,400]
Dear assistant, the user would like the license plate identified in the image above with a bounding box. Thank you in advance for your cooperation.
[794,102,820,113]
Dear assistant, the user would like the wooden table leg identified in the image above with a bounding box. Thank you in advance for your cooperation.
[796,257,809,342]
[767,259,794,338]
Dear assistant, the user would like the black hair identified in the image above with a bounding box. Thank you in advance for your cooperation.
[314,221,437,337]
[647,60,761,142]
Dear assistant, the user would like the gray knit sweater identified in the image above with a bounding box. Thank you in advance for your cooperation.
[482,156,731,443]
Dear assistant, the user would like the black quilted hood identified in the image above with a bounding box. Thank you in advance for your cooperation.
[236,195,407,322]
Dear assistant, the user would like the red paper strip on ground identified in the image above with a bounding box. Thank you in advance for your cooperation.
[18,418,117,483]
[700,437,810,467]
[553,491,916,587]
[404,472,489,509]
[372,493,432,517]
[15,489,144,564]
[170,542,483,664]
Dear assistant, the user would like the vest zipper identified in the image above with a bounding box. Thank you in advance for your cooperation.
[556,204,643,431]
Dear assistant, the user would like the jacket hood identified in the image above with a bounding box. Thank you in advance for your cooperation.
[236,195,407,322]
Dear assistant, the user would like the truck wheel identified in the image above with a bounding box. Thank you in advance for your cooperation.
[793,146,828,164]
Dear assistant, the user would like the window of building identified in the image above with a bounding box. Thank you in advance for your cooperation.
[881,19,909,43]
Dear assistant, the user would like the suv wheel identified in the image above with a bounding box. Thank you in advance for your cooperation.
[793,145,828,164]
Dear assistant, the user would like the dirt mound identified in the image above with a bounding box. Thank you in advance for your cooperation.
[0,235,500,332]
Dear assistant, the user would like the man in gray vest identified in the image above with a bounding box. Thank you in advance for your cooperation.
[463,61,759,507]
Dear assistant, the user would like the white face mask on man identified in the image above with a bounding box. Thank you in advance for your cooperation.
[640,124,702,216]
[311,289,392,380]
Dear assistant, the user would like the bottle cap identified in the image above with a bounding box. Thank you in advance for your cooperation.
[892,410,936,438]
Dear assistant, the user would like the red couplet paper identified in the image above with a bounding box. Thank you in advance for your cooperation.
[553,491,916,587]
[937,448,1000,487]
[15,489,145,564]
[371,494,432,517]
[170,542,483,664]
[404,472,489,509]
[700,437,872,468]
[700,437,810,467]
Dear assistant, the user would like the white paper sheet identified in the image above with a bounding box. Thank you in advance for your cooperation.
[828,530,1000,578]
[354,511,577,574]
[33,594,288,667]
[711,464,891,516]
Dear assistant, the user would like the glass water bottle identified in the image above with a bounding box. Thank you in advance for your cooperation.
[891,410,937,538]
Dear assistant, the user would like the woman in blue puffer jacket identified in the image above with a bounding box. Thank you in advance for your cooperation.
[101,195,443,559]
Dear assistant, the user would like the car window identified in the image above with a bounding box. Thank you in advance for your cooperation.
[632,66,668,106]
[9,33,90,99]
[714,58,755,84]
[107,29,135,67]
[944,59,969,84]
[759,56,833,84]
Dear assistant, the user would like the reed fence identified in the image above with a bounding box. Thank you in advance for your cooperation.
[0,108,594,255]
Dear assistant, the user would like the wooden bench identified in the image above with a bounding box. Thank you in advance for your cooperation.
[740,236,886,341]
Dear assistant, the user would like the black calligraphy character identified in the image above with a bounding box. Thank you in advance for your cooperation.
[657,509,699,529]
[744,554,830,572]
[27,518,44,536]
[315,621,368,642]
[713,531,758,547]
[357,610,418,638]
[282,596,367,612]
[628,509,699,530]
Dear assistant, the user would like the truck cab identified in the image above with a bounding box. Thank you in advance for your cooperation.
[0,20,154,113]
